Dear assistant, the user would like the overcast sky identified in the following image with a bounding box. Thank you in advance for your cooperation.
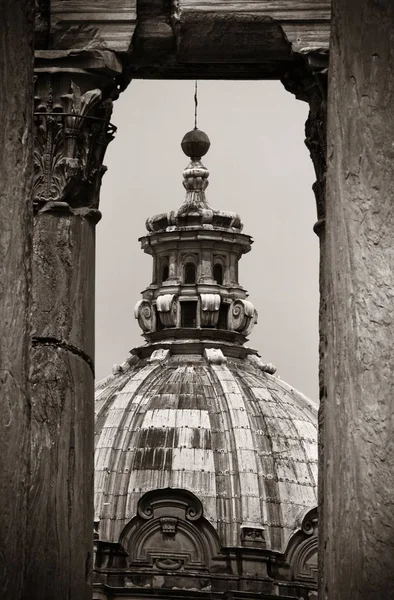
[96,80,319,401]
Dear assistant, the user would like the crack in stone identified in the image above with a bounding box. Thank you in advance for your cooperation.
[32,336,95,376]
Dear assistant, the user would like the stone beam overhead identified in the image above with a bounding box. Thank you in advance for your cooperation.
[40,0,330,80]
[50,1,137,52]
[176,1,331,52]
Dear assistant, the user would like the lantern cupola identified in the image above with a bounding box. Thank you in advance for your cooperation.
[134,128,262,360]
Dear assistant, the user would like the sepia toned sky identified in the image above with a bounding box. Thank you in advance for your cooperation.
[96,80,319,401]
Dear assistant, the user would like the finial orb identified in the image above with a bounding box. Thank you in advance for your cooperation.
[181,128,211,159]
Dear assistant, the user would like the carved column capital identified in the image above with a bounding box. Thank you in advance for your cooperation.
[281,51,328,236]
[33,53,120,217]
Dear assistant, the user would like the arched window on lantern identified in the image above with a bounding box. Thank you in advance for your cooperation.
[184,262,196,284]
[162,264,169,283]
[213,263,223,286]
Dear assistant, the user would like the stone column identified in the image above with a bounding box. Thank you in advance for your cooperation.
[282,53,328,594]
[0,1,34,597]
[323,1,394,597]
[27,52,119,599]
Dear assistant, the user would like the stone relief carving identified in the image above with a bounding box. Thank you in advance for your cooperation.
[241,525,266,548]
[204,348,227,365]
[155,557,183,571]
[247,354,277,375]
[134,299,156,333]
[160,517,178,537]
[200,293,220,327]
[33,78,115,213]
[285,507,318,585]
[148,349,170,363]
[281,52,328,234]
[119,488,220,577]
[157,294,178,327]
[293,537,318,583]
[228,299,257,335]
[136,489,204,523]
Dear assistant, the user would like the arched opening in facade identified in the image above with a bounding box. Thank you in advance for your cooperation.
[162,263,169,283]
[213,263,223,285]
[184,262,197,284]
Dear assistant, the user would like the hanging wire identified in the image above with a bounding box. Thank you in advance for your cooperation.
[194,80,198,129]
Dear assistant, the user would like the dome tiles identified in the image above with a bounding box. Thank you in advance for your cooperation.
[94,350,318,554]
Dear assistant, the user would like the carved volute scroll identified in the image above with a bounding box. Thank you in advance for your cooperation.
[134,299,156,333]
[33,72,117,215]
[228,299,257,335]
[157,294,178,327]
[137,488,204,522]
[200,293,220,327]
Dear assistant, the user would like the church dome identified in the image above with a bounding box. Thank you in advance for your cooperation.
[94,127,318,592]
[95,350,317,553]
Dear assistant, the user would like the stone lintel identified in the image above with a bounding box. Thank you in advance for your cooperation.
[129,1,330,79]
[35,49,123,76]
[49,0,137,54]
[36,2,330,82]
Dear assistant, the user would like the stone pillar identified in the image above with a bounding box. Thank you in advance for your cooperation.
[323,1,394,597]
[200,247,213,283]
[27,53,119,599]
[0,1,34,597]
[282,53,328,594]
[168,249,179,281]
[229,253,238,285]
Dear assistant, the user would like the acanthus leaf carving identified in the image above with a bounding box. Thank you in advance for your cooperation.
[33,78,115,212]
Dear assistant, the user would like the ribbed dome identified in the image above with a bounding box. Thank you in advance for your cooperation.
[94,351,317,554]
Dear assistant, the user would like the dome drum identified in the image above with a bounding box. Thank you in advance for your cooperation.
[93,486,318,598]
[131,330,258,360]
